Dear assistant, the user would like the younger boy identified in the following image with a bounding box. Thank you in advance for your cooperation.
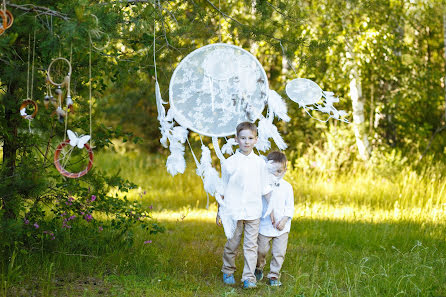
[216,121,272,289]
[255,151,294,286]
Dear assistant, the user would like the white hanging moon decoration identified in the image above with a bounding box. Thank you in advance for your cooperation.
[169,43,269,137]
[286,78,322,106]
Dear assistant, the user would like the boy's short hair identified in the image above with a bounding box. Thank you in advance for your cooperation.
[267,151,287,165]
[236,122,257,137]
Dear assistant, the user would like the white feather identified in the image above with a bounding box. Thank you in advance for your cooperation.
[221,138,238,155]
[268,89,291,122]
[172,126,188,143]
[255,117,287,151]
[165,131,187,176]
[166,153,186,176]
[255,117,271,152]
[196,145,223,196]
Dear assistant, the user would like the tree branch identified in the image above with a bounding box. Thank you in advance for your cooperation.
[8,3,70,21]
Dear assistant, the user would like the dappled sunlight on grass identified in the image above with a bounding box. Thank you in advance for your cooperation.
[97,151,446,227]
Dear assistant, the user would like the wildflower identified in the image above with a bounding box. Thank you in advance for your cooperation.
[24,219,29,225]
[68,197,74,202]
[68,215,76,221]
[91,195,96,202]
[33,223,39,229]
[98,226,103,232]
[149,205,153,210]
[144,240,152,244]
[84,214,93,222]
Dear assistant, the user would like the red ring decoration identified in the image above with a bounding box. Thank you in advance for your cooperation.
[20,99,38,119]
[54,140,94,178]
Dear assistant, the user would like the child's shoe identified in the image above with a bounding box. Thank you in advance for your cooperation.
[254,269,263,281]
[242,280,257,289]
[223,273,235,285]
[267,277,282,287]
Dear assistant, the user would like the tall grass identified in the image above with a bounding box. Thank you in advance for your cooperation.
[1,151,445,296]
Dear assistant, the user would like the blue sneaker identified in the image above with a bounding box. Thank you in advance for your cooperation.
[242,280,257,289]
[254,269,263,281]
[223,273,235,285]
[268,278,282,287]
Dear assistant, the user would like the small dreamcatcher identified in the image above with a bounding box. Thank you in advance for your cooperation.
[45,57,73,123]
[285,78,349,123]
[20,31,38,132]
[54,130,93,178]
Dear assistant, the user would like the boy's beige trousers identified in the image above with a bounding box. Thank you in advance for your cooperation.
[221,219,260,283]
[256,232,289,279]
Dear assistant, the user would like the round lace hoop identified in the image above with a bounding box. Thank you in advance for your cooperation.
[20,99,38,119]
[285,78,323,106]
[169,43,269,137]
[54,140,94,178]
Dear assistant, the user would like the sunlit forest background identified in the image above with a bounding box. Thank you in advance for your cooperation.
[1,0,445,296]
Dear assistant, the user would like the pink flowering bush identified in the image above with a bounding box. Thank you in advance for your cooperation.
[1,172,162,255]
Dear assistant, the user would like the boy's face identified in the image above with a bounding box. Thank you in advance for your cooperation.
[236,128,258,155]
[270,162,287,179]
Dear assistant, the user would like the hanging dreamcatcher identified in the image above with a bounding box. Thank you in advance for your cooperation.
[154,41,349,236]
[51,41,95,178]
[20,32,38,132]
[45,57,73,123]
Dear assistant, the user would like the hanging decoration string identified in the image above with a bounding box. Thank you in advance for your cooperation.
[89,40,93,147]
[30,29,35,101]
[26,33,30,99]
[218,0,222,43]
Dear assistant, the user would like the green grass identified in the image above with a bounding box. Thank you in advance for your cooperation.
[2,151,446,296]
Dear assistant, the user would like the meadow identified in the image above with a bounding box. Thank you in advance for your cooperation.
[2,151,446,297]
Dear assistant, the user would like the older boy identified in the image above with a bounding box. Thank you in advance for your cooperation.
[216,121,271,289]
[255,151,294,287]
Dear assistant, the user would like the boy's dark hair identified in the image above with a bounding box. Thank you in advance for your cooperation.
[236,122,257,137]
[267,151,287,165]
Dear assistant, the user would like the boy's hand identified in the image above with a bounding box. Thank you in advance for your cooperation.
[216,214,222,226]
[276,217,288,231]
[270,210,275,226]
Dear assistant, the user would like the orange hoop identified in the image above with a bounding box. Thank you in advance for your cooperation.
[54,140,94,178]
[20,99,38,119]
[4,10,13,29]
[0,10,8,35]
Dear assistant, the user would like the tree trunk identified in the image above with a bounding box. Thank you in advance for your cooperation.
[349,68,371,160]
[1,82,19,220]
[443,12,446,122]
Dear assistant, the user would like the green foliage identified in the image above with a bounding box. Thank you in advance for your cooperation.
[0,0,160,261]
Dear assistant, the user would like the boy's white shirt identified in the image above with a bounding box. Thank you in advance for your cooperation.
[220,149,272,222]
[259,179,294,237]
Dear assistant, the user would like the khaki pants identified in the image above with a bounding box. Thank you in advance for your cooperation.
[256,232,289,279]
[221,219,260,282]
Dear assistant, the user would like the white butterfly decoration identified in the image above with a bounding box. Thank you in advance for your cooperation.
[67,130,91,149]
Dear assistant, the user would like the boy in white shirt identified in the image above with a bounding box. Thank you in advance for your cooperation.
[255,151,294,287]
[216,121,272,289]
